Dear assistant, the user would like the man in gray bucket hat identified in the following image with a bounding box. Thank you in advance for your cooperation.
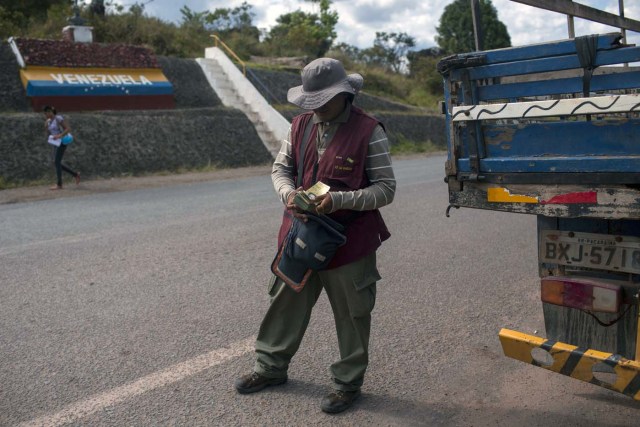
[235,57,396,414]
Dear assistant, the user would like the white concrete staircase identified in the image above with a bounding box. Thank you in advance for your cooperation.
[196,47,290,158]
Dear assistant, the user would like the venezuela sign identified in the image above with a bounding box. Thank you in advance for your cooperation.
[20,66,174,111]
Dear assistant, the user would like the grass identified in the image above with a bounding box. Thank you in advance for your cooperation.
[245,60,444,112]
[152,163,224,176]
[0,163,231,190]
[390,138,442,155]
[0,177,50,191]
[347,66,443,111]
[390,141,441,155]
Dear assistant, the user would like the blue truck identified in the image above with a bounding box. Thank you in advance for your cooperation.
[438,32,640,400]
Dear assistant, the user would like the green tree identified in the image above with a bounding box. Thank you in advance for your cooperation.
[23,2,77,39]
[361,32,415,73]
[327,42,362,68]
[264,0,338,58]
[0,6,26,38]
[408,47,446,94]
[89,0,106,17]
[201,2,261,59]
[180,5,208,28]
[435,0,510,54]
[91,4,186,56]
[0,0,69,38]
[205,1,254,31]
[0,0,67,21]
[175,6,214,57]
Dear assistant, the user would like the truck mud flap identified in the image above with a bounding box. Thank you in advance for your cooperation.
[499,328,640,400]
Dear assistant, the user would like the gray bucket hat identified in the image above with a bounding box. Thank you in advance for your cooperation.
[287,58,363,110]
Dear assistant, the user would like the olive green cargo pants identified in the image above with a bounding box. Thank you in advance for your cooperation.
[254,252,380,392]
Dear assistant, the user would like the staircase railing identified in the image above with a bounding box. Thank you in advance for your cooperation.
[209,34,285,106]
[210,34,246,76]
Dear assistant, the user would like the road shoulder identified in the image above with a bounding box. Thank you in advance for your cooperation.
[0,165,272,205]
[0,152,440,205]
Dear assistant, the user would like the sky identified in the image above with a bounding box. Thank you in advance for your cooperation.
[116,0,640,50]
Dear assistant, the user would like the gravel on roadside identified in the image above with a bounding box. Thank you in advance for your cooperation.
[0,152,441,205]
[0,165,272,205]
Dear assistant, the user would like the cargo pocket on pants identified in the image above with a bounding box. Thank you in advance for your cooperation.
[350,256,380,317]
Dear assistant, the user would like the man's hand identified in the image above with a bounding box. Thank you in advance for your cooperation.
[286,187,302,209]
[313,193,333,215]
[286,187,309,221]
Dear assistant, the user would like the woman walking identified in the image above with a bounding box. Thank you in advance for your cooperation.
[44,105,80,190]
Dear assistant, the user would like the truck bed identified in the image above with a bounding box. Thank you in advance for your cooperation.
[438,33,640,219]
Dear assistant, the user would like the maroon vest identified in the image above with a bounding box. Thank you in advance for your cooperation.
[277,106,391,269]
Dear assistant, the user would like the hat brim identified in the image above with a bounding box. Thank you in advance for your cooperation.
[287,74,363,110]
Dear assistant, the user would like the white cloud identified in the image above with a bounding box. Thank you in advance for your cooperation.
[494,0,640,46]
[116,0,639,49]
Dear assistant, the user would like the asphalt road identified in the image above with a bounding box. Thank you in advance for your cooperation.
[1,156,637,426]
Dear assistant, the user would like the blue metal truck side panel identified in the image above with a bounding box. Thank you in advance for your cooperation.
[440,32,640,203]
[479,71,640,101]
[452,46,640,81]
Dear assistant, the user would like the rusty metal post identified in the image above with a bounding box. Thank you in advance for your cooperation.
[619,0,627,43]
[567,14,575,38]
[471,0,484,51]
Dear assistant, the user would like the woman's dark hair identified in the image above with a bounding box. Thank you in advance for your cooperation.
[43,105,57,114]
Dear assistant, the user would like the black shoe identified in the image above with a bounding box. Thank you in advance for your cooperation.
[234,372,287,394]
[320,389,361,414]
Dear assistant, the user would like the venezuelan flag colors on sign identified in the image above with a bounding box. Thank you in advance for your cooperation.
[20,66,174,111]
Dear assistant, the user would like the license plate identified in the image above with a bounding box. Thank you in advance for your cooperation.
[539,230,640,274]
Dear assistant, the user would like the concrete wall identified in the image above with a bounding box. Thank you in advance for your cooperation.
[0,41,446,187]
[0,108,272,184]
[248,67,446,148]
[0,43,271,186]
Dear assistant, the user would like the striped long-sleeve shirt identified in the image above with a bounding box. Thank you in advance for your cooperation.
[272,103,396,213]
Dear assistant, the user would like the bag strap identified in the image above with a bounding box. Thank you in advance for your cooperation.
[296,117,315,188]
